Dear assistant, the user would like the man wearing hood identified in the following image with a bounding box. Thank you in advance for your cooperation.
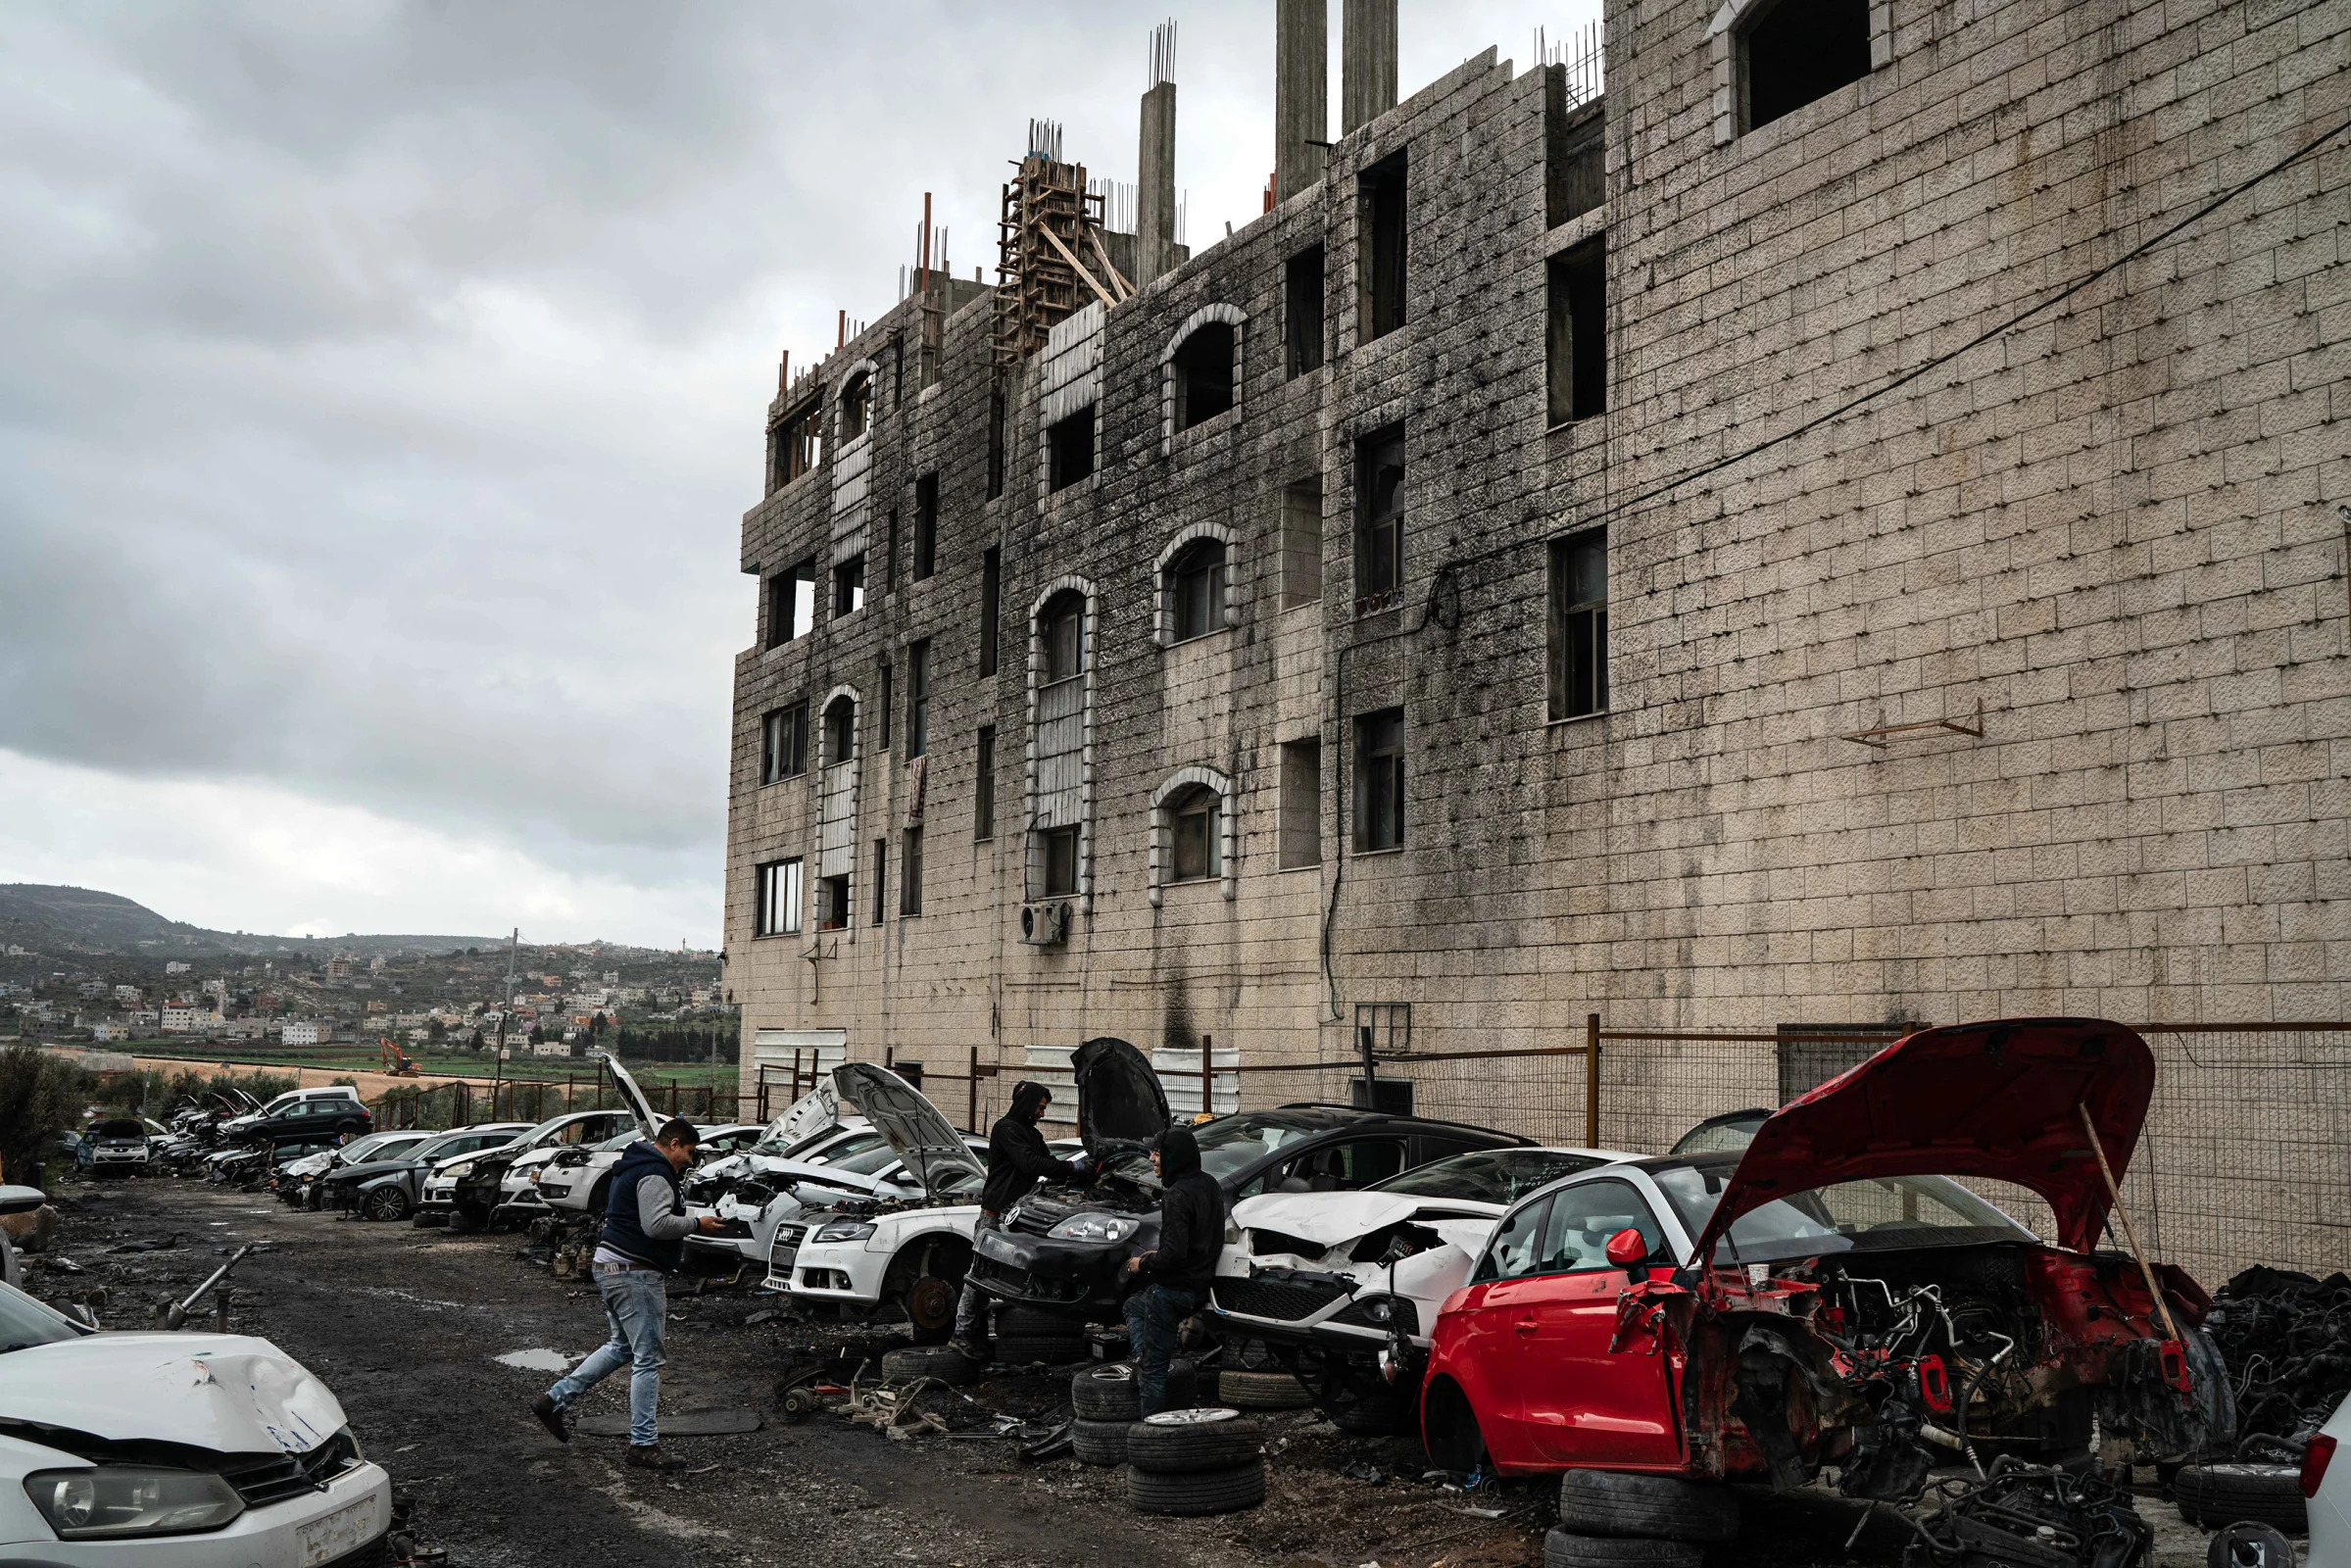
[950,1080,1088,1360]
[532,1118,721,1468]
[1121,1123,1224,1416]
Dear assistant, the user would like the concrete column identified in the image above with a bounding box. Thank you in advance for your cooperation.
[1275,0,1328,203]
[1137,79,1176,282]
[1342,0,1397,135]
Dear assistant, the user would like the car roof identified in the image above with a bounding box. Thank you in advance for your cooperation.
[1260,1103,1532,1144]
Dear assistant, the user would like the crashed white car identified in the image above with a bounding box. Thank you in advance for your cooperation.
[0,1189,392,1566]
[1210,1146,1634,1375]
[531,1120,752,1216]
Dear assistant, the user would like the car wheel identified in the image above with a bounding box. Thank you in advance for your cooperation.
[880,1345,979,1385]
[1218,1368,1315,1409]
[1125,1458,1266,1516]
[1071,1417,1130,1466]
[362,1186,412,1223]
[1072,1363,1144,1422]
[1543,1529,1705,1568]
[1555,1470,1740,1544]
[882,1239,971,1346]
[1124,1408,1262,1473]
[585,1178,611,1214]
[1328,1389,1412,1436]
[2175,1463,2307,1533]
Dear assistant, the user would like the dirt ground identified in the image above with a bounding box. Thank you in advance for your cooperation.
[22,1176,2235,1568]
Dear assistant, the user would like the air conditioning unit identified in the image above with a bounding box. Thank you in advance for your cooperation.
[1019,901,1074,947]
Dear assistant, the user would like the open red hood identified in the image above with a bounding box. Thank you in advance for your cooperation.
[1689,1017,2154,1260]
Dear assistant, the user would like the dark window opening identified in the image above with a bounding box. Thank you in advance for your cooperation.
[1548,528,1608,720]
[760,702,808,783]
[1743,0,1872,132]
[1167,786,1222,882]
[773,399,822,488]
[912,474,938,580]
[902,827,924,916]
[1168,538,1228,642]
[817,874,852,931]
[1041,591,1085,681]
[986,383,1006,500]
[1282,478,1323,608]
[979,546,1002,677]
[1360,153,1407,341]
[906,639,930,758]
[871,838,888,925]
[974,727,997,839]
[1048,408,1096,491]
[822,695,857,766]
[1040,825,1080,898]
[1279,738,1321,868]
[756,858,803,937]
[1354,708,1405,853]
[1546,240,1607,425]
[876,657,893,750]
[1172,323,1236,431]
[839,372,870,440]
[1544,86,1604,226]
[833,554,865,618]
[1285,246,1326,376]
[1355,426,1405,614]
[884,508,900,593]
[765,560,814,647]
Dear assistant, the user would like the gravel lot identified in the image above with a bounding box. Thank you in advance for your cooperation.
[21,1177,2228,1568]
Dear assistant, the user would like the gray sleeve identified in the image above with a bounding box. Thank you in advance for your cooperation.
[639,1178,695,1242]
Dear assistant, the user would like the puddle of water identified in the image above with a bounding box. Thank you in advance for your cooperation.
[493,1348,573,1372]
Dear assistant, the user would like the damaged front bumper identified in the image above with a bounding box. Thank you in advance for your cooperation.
[964,1229,1122,1320]
[1208,1266,1425,1357]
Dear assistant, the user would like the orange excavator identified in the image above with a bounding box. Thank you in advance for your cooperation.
[378,1038,420,1076]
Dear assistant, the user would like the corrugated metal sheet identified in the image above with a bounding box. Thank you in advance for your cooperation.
[1033,676,1084,823]
[818,760,857,874]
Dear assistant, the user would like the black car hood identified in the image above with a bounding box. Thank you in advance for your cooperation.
[1072,1037,1170,1160]
[318,1156,425,1186]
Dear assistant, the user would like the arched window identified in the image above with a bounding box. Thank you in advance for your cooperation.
[839,371,871,440]
[822,695,857,765]
[1171,322,1236,430]
[1041,590,1086,682]
[1026,581,1098,911]
[1168,538,1227,643]
[1149,767,1237,905]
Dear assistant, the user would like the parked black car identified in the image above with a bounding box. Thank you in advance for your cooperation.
[236,1095,373,1145]
[964,1038,1528,1325]
[321,1122,534,1221]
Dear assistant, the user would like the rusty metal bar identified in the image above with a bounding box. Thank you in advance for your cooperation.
[1586,1012,1601,1149]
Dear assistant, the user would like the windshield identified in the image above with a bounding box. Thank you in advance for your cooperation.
[827,1139,912,1178]
[593,1131,639,1152]
[416,1129,506,1161]
[92,1120,146,1140]
[0,1282,83,1354]
[1373,1149,1608,1203]
[335,1132,410,1162]
[1144,1114,1338,1188]
[1668,1113,1767,1156]
[1651,1163,2034,1264]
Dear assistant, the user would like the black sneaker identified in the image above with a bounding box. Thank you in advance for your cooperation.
[946,1338,987,1363]
[531,1394,569,1444]
[625,1444,685,1471]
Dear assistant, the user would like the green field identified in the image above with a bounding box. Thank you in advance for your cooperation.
[121,1040,742,1093]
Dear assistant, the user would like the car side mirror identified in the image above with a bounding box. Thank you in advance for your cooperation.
[1604,1226,1651,1281]
[0,1185,49,1216]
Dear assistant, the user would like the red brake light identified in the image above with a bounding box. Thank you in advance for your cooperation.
[2303,1433,2337,1499]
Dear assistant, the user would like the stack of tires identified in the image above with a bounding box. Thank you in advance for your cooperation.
[2174,1462,2308,1534]
[995,1305,1089,1366]
[1125,1408,1266,1516]
[1072,1364,1142,1465]
[1216,1342,1314,1410]
[1543,1470,1739,1567]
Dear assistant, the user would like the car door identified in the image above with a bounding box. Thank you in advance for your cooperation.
[1516,1177,1679,1467]
[1444,1195,1553,1465]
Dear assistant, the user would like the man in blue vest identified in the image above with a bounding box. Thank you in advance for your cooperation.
[532,1118,720,1468]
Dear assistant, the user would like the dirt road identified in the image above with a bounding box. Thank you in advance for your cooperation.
[23,1178,2223,1568]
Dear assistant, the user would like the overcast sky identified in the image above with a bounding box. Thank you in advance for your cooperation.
[0,0,1600,949]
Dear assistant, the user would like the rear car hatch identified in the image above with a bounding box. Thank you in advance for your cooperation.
[1689,1016,2155,1261]
[1072,1036,1170,1161]
[593,1049,661,1137]
[832,1063,985,1202]
[763,1080,843,1151]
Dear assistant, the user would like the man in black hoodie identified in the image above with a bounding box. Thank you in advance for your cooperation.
[948,1080,1088,1360]
[1121,1123,1224,1416]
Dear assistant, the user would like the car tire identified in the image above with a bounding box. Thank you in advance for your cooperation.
[1218,1369,1314,1409]
[1542,1528,1706,1568]
[2175,1463,2307,1533]
[998,1304,1083,1338]
[1126,1458,1266,1516]
[361,1186,412,1223]
[1555,1470,1740,1544]
[1072,1417,1130,1466]
[995,1335,1088,1366]
[1327,1391,1412,1436]
[1124,1408,1262,1474]
[881,1344,980,1385]
[1072,1363,1144,1422]
[410,1210,445,1228]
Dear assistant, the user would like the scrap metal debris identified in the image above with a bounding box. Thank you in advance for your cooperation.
[2205,1266,2351,1444]
[1901,1457,2150,1568]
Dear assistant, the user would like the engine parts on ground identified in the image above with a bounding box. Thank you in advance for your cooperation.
[1124,1407,1267,1516]
[2205,1266,2351,1445]
[1542,1530,1706,1568]
[1553,1469,1740,1544]
[882,1344,979,1385]
[1219,1367,1314,1409]
[1071,1362,1142,1421]
[2173,1462,2308,1534]
[2205,1521,2295,1568]
[1902,1456,2152,1568]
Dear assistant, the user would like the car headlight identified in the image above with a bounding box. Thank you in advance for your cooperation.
[442,1160,474,1179]
[1048,1213,1140,1244]
[25,1467,245,1539]
[812,1220,875,1245]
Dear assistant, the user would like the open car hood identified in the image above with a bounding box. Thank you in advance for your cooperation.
[1690,1017,2154,1261]
[1072,1037,1170,1159]
[762,1081,842,1152]
[0,1334,347,1454]
[1230,1190,1504,1248]
[832,1063,983,1202]
[592,1049,660,1136]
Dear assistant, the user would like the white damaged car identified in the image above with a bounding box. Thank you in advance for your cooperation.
[0,1188,391,1565]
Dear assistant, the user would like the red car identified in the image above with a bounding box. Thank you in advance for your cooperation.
[1421,1018,2232,1509]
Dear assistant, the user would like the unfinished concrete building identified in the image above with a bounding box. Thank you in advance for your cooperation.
[725,0,2351,1191]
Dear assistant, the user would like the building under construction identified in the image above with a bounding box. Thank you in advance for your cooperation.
[724,0,2351,1197]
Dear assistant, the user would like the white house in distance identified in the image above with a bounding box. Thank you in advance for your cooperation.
[280,1019,321,1047]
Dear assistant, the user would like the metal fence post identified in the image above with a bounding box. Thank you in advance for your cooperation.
[1585,1013,1601,1149]
[1200,1034,1213,1119]
[968,1045,980,1132]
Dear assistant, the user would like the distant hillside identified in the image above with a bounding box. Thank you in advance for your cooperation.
[0,884,497,958]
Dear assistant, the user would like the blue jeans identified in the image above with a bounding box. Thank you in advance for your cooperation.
[1122,1283,1200,1417]
[548,1264,666,1446]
